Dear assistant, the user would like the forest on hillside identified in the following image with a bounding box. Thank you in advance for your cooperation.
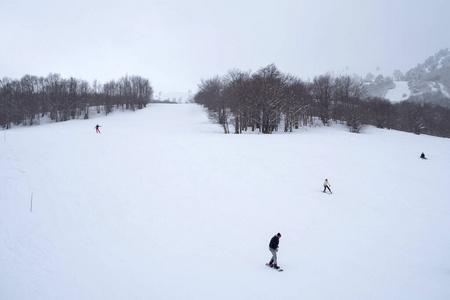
[195,64,450,138]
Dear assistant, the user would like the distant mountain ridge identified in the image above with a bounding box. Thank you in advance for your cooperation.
[364,48,450,108]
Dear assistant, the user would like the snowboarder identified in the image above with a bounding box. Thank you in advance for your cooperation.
[323,179,332,194]
[420,152,426,159]
[268,233,281,270]
[95,124,101,134]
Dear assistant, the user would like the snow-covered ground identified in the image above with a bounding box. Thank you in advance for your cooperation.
[1,104,449,300]
[385,81,411,102]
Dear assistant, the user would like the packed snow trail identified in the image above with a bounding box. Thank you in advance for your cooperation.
[1,104,450,300]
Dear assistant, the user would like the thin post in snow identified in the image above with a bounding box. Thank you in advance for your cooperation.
[30,193,33,212]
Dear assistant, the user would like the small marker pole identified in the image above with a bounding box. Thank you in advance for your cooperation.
[30,193,33,212]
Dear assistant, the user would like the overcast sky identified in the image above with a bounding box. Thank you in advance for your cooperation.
[1,0,449,95]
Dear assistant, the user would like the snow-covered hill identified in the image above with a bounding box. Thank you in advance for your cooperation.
[1,104,449,300]
[404,48,450,107]
[364,48,450,107]
[384,81,411,103]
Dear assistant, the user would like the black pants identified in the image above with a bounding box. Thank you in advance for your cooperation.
[323,186,331,193]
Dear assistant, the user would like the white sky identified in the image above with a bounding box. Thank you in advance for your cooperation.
[1,0,449,94]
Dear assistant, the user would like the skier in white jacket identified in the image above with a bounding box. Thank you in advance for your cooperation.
[323,179,332,194]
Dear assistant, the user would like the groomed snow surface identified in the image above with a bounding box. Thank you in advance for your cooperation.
[1,104,449,300]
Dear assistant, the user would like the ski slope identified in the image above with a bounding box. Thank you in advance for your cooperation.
[1,104,449,300]
[385,81,411,103]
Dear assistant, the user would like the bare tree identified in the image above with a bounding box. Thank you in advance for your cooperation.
[251,64,284,133]
[282,75,310,132]
[312,74,334,126]
[195,77,229,133]
[333,75,367,132]
[223,69,251,134]
[367,97,392,129]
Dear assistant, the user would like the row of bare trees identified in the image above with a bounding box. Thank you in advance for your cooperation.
[194,64,368,134]
[194,64,450,137]
[0,74,153,129]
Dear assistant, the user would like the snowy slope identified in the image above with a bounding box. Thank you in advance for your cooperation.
[157,92,190,103]
[1,104,450,300]
[385,81,411,103]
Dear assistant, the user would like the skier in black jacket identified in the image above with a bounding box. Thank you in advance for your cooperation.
[268,233,281,269]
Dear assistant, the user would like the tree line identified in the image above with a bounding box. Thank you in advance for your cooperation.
[0,73,153,129]
[194,64,450,138]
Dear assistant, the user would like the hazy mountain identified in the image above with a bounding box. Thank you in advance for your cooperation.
[404,48,450,107]
[364,48,450,108]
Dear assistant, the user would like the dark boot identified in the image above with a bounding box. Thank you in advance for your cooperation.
[274,264,280,270]
[268,258,274,267]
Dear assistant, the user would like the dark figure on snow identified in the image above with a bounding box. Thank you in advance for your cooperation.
[420,152,426,159]
[95,124,101,134]
[268,233,281,269]
[323,179,332,194]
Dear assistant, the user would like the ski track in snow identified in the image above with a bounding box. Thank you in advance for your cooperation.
[1,104,450,300]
